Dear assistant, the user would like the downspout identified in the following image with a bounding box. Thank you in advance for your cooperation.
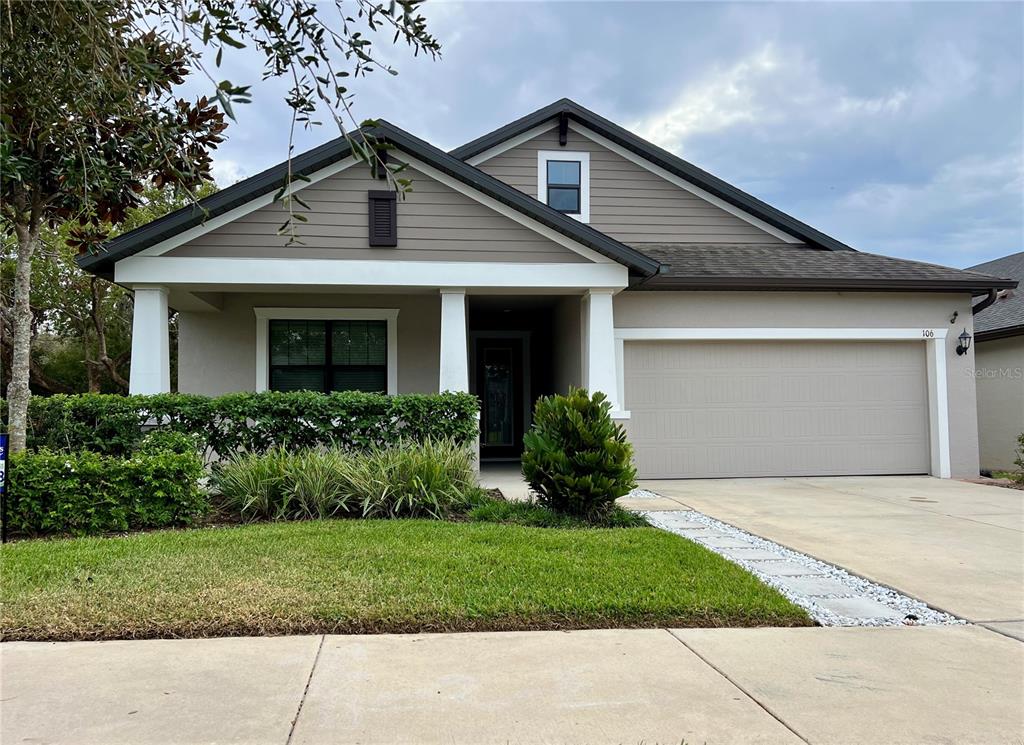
[972,289,998,315]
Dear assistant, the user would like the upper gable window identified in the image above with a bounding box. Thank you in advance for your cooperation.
[538,150,590,223]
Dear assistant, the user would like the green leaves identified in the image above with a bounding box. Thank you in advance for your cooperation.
[7,445,206,537]
[11,390,480,460]
[521,388,637,519]
[211,439,478,522]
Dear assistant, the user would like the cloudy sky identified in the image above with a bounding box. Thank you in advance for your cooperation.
[189,1,1023,270]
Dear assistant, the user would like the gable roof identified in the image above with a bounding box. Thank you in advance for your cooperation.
[967,252,1024,339]
[450,98,856,252]
[77,120,663,278]
[635,244,1019,293]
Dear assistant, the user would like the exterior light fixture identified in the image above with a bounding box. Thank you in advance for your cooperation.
[956,329,972,356]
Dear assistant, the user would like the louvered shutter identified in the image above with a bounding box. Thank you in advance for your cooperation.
[368,190,397,247]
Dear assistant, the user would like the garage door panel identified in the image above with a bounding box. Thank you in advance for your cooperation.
[624,340,930,478]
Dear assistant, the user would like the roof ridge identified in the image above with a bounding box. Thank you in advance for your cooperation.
[451,98,859,253]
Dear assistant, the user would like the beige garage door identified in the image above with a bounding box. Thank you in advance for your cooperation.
[624,340,930,479]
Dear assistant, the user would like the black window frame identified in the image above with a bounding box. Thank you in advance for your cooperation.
[545,159,582,215]
[268,318,388,394]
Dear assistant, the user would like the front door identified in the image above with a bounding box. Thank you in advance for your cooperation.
[475,337,525,460]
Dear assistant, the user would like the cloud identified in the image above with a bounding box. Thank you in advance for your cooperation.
[631,43,913,153]
[823,151,1024,265]
[211,159,246,187]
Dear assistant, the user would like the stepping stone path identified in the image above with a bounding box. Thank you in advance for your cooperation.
[632,495,964,627]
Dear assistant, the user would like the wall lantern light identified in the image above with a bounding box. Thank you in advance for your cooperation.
[956,329,972,356]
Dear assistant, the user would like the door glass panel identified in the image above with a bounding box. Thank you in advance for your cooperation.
[483,346,514,447]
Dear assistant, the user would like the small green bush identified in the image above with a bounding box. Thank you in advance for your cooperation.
[7,391,479,459]
[1013,432,1024,484]
[522,388,637,518]
[467,497,646,528]
[212,439,481,521]
[6,447,207,537]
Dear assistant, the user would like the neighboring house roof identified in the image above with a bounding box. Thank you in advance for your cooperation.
[967,252,1024,340]
[77,120,663,278]
[451,98,857,252]
[632,244,1019,293]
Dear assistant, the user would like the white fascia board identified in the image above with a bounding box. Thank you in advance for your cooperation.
[569,123,803,244]
[254,307,399,394]
[401,154,610,265]
[136,156,359,257]
[115,256,630,290]
[464,122,558,166]
[614,327,949,341]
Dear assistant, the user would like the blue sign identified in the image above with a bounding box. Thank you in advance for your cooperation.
[0,432,6,496]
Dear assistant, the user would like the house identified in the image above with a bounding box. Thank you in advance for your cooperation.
[967,252,1024,473]
[78,99,1016,480]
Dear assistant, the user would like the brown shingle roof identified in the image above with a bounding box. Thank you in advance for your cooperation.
[630,244,1017,294]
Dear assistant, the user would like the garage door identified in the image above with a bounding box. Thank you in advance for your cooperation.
[624,340,930,478]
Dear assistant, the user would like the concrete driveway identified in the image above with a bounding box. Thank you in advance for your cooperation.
[633,476,1024,637]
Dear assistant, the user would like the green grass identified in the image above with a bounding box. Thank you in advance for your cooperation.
[467,498,647,528]
[1,520,812,641]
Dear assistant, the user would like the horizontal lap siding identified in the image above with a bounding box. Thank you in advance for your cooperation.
[167,164,589,263]
[478,128,786,244]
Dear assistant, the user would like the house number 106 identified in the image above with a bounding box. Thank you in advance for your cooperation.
[922,330,935,338]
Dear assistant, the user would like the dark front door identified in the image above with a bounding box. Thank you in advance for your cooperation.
[475,337,525,460]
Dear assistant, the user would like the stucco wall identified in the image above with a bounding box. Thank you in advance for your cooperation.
[552,295,582,394]
[178,293,441,396]
[613,290,981,478]
[975,335,1024,472]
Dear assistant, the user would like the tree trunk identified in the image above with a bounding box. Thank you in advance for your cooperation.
[7,224,38,453]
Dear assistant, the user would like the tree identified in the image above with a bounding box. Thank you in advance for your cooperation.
[1,0,440,452]
[2,184,218,395]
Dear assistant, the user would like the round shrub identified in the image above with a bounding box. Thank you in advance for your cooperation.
[521,388,637,518]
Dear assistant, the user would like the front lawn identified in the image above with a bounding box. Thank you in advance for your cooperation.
[1,520,811,640]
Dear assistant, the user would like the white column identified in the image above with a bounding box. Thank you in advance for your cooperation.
[438,288,469,392]
[129,285,170,394]
[583,289,620,411]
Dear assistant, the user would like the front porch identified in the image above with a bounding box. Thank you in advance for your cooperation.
[128,285,626,457]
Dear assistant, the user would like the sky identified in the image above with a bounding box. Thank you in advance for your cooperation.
[184,1,1023,270]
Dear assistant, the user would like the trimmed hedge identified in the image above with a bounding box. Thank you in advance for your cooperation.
[7,433,207,536]
[8,391,479,458]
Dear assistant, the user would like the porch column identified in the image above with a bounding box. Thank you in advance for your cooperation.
[583,288,620,410]
[129,285,171,394]
[439,288,469,392]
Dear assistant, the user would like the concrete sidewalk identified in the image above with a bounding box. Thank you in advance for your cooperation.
[3,626,1022,744]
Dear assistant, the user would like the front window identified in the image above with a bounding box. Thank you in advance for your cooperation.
[546,160,581,214]
[269,319,387,393]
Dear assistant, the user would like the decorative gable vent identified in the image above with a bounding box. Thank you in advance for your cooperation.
[368,190,397,247]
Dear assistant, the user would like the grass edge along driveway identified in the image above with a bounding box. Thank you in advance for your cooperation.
[2,519,811,641]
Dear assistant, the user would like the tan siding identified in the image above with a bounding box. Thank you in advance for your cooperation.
[477,128,787,245]
[167,163,589,263]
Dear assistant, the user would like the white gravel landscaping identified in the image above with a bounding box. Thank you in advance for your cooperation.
[630,493,965,628]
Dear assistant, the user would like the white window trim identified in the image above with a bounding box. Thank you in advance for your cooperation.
[537,150,590,223]
[254,307,399,395]
[613,327,951,478]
